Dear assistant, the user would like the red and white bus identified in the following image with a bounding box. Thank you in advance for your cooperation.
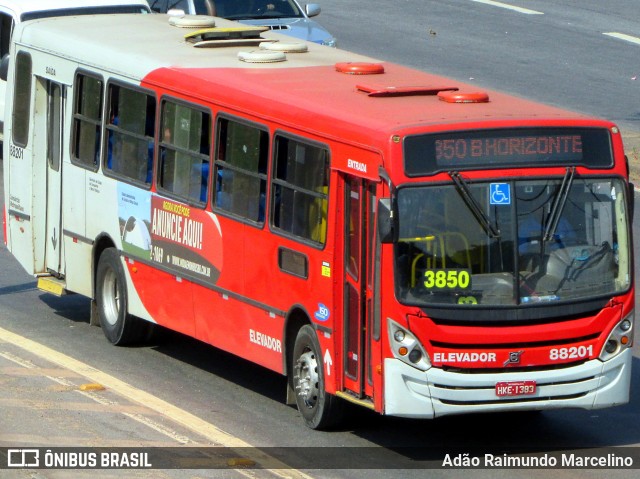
[3,13,634,429]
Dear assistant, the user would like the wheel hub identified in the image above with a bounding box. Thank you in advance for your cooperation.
[295,350,319,408]
[101,268,120,327]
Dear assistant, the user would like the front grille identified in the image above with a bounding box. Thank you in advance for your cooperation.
[438,392,587,406]
[433,375,596,390]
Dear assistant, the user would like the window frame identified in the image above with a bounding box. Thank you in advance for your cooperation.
[269,131,330,248]
[46,81,63,172]
[212,113,270,226]
[155,96,212,208]
[102,80,156,190]
[0,12,14,58]
[11,50,32,148]
[71,69,104,172]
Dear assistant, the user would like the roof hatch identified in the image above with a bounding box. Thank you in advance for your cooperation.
[357,84,459,97]
[184,24,270,48]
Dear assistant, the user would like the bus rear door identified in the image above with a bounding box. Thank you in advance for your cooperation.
[28,76,66,276]
[42,79,65,274]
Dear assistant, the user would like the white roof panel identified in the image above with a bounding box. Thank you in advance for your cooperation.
[1,0,149,20]
[14,13,371,80]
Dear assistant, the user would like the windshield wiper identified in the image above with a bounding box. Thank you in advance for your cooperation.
[543,166,575,243]
[449,171,500,238]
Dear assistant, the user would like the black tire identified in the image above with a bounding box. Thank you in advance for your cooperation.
[290,325,343,430]
[95,248,149,345]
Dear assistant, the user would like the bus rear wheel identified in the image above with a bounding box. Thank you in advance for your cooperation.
[291,325,343,429]
[96,248,148,345]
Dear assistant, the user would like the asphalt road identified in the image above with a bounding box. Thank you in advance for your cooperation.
[315,0,640,133]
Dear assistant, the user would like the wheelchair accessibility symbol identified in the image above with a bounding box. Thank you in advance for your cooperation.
[490,183,511,205]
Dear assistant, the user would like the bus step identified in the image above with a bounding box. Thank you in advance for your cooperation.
[335,391,375,410]
[37,276,67,296]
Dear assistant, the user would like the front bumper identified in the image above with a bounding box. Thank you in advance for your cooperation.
[384,349,631,418]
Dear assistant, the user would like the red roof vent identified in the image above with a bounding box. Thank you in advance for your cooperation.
[335,62,385,75]
[437,90,490,103]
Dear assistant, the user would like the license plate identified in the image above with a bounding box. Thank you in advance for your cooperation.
[495,380,537,397]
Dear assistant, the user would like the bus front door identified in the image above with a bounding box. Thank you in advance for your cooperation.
[342,176,376,401]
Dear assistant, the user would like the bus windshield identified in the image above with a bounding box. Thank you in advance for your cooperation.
[395,177,630,307]
[217,0,302,20]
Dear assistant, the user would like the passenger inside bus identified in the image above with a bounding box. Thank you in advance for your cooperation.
[106,115,154,184]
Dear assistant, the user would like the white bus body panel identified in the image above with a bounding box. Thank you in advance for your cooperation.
[5,145,36,272]
[4,45,37,274]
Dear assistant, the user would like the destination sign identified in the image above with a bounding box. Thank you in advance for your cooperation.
[404,127,613,176]
[435,135,582,162]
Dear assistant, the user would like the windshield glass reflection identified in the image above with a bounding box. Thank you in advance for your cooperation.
[395,178,630,308]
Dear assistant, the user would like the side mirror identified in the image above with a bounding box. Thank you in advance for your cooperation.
[629,182,635,225]
[0,54,10,82]
[306,4,321,17]
[378,198,394,243]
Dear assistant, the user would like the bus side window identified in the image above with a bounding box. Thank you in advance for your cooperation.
[157,100,211,205]
[271,135,329,245]
[72,73,103,170]
[104,83,155,186]
[11,51,32,148]
[0,13,13,59]
[213,117,268,224]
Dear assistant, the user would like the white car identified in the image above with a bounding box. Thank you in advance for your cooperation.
[148,0,336,47]
[0,0,151,145]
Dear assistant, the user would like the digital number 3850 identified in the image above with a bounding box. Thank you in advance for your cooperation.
[423,269,471,290]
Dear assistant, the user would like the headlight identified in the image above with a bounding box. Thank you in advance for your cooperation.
[387,319,431,371]
[599,312,634,361]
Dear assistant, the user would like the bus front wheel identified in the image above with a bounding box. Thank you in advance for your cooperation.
[291,325,343,429]
[96,248,147,345]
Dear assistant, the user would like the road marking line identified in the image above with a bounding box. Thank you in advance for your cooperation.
[0,326,314,479]
[2,366,78,377]
[470,0,543,14]
[0,432,190,447]
[3,351,116,405]
[122,412,192,445]
[0,351,38,368]
[603,32,640,46]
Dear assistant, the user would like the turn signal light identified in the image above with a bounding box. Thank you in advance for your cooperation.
[600,313,634,361]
